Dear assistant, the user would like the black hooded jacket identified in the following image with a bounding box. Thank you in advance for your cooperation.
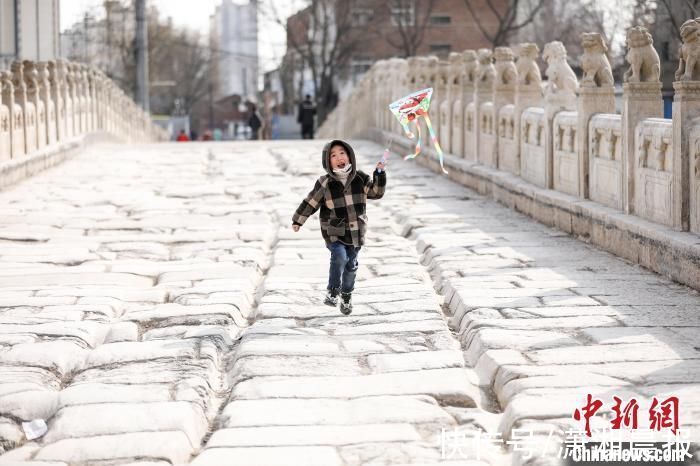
[292,139,386,247]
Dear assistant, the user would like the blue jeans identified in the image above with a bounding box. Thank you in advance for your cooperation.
[327,241,360,293]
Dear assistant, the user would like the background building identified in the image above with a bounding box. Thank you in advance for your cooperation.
[280,0,509,122]
[0,0,61,68]
[209,0,259,101]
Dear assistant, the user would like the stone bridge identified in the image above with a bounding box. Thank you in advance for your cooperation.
[0,139,698,465]
[0,31,699,466]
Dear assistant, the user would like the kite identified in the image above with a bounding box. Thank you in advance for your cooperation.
[388,87,447,174]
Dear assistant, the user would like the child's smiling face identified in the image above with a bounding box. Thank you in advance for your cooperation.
[329,144,349,170]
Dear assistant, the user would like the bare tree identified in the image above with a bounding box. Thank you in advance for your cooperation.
[265,0,369,125]
[461,0,546,47]
[655,0,700,36]
[370,0,436,57]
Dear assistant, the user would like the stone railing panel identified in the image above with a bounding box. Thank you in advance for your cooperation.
[635,118,674,226]
[552,111,579,196]
[589,114,623,210]
[497,104,517,174]
[520,107,546,187]
[478,101,496,167]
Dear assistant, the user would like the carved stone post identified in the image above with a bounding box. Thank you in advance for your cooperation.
[11,61,31,155]
[62,61,75,139]
[1,72,18,159]
[441,52,461,153]
[373,60,385,132]
[543,41,578,191]
[95,71,104,130]
[620,26,664,214]
[457,51,477,158]
[435,59,449,149]
[513,43,543,177]
[23,61,45,151]
[77,63,87,134]
[493,47,517,168]
[37,62,56,146]
[674,19,700,232]
[430,58,445,135]
[393,58,408,136]
[48,61,64,141]
[473,49,495,164]
[424,56,439,148]
[577,33,615,199]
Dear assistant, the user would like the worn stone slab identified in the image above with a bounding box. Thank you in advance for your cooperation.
[44,401,207,446]
[528,343,698,364]
[232,355,365,378]
[58,383,171,408]
[232,368,479,407]
[85,339,198,368]
[124,303,247,327]
[34,431,194,464]
[0,341,89,376]
[236,335,341,357]
[220,396,453,427]
[0,273,153,288]
[35,287,168,303]
[207,424,421,447]
[190,446,342,466]
[367,350,465,373]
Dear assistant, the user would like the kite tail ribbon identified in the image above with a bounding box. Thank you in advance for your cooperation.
[423,114,448,174]
[403,119,422,161]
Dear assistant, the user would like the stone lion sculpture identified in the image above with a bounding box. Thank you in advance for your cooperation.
[624,26,660,83]
[476,48,495,88]
[494,47,517,86]
[516,43,542,87]
[580,32,614,87]
[542,41,578,95]
[462,50,478,85]
[675,18,700,81]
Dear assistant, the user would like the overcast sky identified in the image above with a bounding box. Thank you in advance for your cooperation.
[60,0,304,73]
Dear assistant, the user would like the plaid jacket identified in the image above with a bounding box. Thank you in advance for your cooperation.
[292,140,386,247]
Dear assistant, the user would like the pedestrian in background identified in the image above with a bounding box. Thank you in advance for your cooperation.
[176,129,189,142]
[298,94,316,139]
[248,104,263,140]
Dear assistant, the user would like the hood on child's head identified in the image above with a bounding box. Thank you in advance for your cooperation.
[322,139,357,181]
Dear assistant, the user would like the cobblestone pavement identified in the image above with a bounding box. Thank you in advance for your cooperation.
[0,140,698,465]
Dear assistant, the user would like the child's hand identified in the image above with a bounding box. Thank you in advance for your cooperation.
[292,224,300,232]
[376,161,386,172]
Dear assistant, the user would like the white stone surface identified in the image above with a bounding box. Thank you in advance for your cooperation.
[2,140,700,465]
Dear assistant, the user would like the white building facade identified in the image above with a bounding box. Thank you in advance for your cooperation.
[210,0,258,100]
[0,0,61,68]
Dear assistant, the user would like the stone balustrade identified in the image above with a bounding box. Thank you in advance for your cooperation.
[319,22,700,239]
[0,59,167,167]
